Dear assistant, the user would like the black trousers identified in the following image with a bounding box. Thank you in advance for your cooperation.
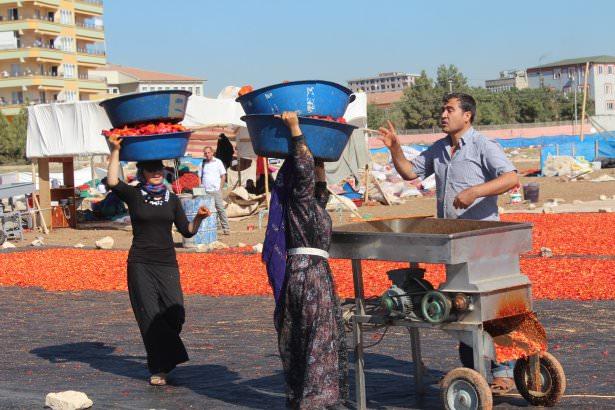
[127,263,188,374]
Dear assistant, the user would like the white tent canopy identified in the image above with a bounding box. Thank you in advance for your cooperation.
[26,100,112,158]
[182,95,245,129]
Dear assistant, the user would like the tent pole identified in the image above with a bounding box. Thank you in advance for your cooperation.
[30,161,38,230]
[363,164,370,203]
[90,155,96,188]
[37,158,51,233]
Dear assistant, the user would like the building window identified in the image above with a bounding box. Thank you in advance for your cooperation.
[598,65,603,74]
[11,91,23,104]
[607,101,615,111]
[609,66,614,75]
[605,84,613,94]
[60,10,72,25]
[8,8,19,21]
[195,87,200,96]
[62,64,75,79]
[553,69,561,79]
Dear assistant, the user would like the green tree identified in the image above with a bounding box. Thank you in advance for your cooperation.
[395,71,440,129]
[435,64,469,93]
[0,108,28,164]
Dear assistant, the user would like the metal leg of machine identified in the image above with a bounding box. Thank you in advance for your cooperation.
[351,259,367,410]
[409,327,424,396]
[472,328,488,380]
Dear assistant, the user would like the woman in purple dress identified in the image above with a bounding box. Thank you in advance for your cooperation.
[263,112,349,409]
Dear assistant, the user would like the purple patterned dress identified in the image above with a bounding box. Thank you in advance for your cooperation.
[276,136,349,409]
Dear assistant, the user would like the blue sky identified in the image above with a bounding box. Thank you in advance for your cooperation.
[104,0,615,97]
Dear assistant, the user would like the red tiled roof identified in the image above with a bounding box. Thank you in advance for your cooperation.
[367,91,404,107]
[97,64,203,82]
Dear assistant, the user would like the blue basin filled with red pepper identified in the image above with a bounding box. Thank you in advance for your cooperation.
[100,90,192,128]
[242,114,356,162]
[236,80,355,118]
[118,131,192,161]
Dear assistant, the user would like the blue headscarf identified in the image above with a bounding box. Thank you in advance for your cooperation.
[262,159,292,328]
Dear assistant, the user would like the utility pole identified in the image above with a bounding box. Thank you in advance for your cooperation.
[573,71,578,134]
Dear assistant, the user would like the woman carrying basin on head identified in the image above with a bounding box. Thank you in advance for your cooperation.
[106,134,211,386]
[263,111,349,409]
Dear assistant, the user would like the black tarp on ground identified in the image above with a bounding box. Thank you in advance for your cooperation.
[0,287,613,409]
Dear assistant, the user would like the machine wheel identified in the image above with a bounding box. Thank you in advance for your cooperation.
[421,290,451,323]
[0,229,5,246]
[514,351,566,407]
[441,367,493,410]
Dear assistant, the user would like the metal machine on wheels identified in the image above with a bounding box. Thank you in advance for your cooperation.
[330,217,566,410]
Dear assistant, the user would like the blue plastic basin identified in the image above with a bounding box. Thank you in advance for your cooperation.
[118,131,192,161]
[242,114,356,162]
[236,80,355,118]
[100,90,192,128]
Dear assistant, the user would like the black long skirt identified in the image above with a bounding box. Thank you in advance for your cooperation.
[127,263,189,374]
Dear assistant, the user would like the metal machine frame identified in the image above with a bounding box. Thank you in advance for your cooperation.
[330,217,563,409]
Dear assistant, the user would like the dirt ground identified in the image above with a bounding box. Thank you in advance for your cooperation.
[8,155,615,249]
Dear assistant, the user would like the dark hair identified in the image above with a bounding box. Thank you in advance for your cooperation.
[136,160,164,172]
[443,93,476,123]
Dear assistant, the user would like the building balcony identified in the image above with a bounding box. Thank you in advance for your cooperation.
[0,43,66,61]
[76,51,106,66]
[0,0,60,6]
[0,73,66,89]
[74,0,103,15]
[0,104,26,116]
[78,75,106,91]
[75,23,105,41]
[0,16,62,33]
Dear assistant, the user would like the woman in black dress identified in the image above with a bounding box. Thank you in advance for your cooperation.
[263,112,349,409]
[106,134,211,386]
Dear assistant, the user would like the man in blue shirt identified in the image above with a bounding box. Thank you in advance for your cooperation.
[378,93,520,393]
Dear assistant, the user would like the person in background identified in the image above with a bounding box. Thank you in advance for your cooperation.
[378,92,520,394]
[264,112,348,409]
[106,135,211,386]
[199,146,231,235]
[245,179,257,195]
[215,133,234,170]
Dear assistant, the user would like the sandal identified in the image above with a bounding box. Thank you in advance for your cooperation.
[490,377,515,395]
[149,373,167,386]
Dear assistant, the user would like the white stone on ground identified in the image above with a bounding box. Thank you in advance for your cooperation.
[45,391,93,410]
[95,236,114,250]
[540,247,553,257]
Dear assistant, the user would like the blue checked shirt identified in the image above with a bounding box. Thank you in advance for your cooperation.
[412,127,516,221]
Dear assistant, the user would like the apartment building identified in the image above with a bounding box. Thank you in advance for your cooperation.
[90,64,204,97]
[348,72,419,94]
[485,70,528,92]
[526,55,615,116]
[0,0,107,117]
